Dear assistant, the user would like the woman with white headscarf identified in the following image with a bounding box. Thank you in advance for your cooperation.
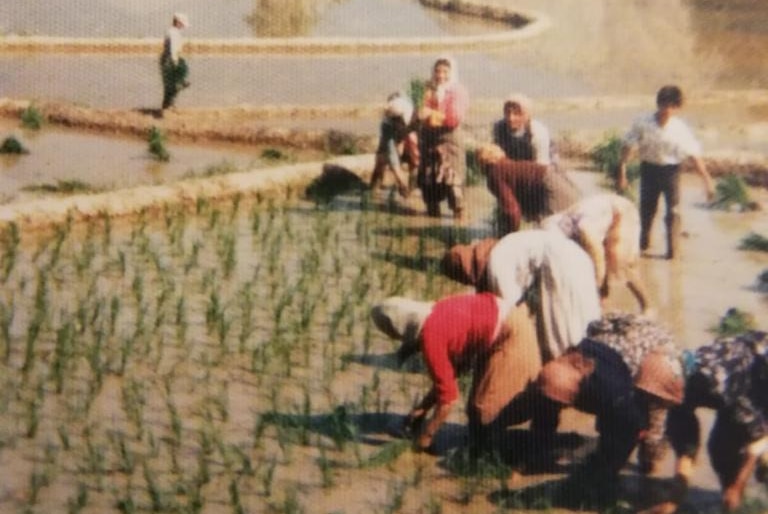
[416,56,470,220]
[480,94,581,234]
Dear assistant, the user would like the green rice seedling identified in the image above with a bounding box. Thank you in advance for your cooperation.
[115,493,136,514]
[122,379,146,440]
[0,222,20,282]
[360,440,410,469]
[0,135,29,154]
[0,300,14,363]
[229,478,245,514]
[143,462,170,512]
[712,307,755,336]
[238,285,255,354]
[52,320,75,393]
[27,470,50,505]
[278,487,304,514]
[383,479,406,514]
[147,126,170,162]
[57,425,70,451]
[317,446,334,489]
[425,495,443,514]
[710,174,758,212]
[116,432,135,474]
[20,103,44,130]
[217,230,237,278]
[261,456,278,497]
[591,133,639,184]
[740,232,768,252]
[22,179,98,196]
[67,482,88,514]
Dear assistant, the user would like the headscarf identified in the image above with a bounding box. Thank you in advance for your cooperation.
[370,297,434,364]
[440,238,498,292]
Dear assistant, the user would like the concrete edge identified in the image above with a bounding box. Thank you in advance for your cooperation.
[0,154,373,230]
[0,1,550,55]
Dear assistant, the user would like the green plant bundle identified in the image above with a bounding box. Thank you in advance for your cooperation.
[20,104,44,130]
[147,126,170,162]
[590,134,638,183]
[710,174,757,211]
[713,307,756,337]
[0,136,29,154]
[408,78,427,110]
[22,180,96,195]
[740,232,768,252]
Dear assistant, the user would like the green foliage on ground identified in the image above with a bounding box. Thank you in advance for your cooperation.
[20,104,44,130]
[0,136,29,154]
[21,180,97,195]
[712,307,756,337]
[591,134,639,182]
[710,174,758,211]
[147,126,170,162]
[740,232,768,252]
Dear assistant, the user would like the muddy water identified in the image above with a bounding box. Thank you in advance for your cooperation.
[0,0,509,38]
[0,171,765,513]
[0,118,328,204]
[3,0,768,109]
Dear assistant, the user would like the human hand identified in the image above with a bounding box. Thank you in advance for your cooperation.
[637,501,679,514]
[402,410,426,438]
[416,431,433,451]
[722,486,743,512]
[705,183,715,203]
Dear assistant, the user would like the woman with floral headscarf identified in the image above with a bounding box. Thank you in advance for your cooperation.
[417,56,469,220]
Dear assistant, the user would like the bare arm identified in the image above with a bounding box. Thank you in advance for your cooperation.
[689,156,715,201]
[616,145,633,193]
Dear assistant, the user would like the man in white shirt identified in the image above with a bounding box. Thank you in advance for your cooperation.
[160,13,190,112]
[617,85,714,259]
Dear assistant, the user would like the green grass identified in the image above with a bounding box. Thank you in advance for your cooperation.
[147,126,170,161]
[740,232,768,252]
[712,307,756,337]
[20,104,44,130]
[21,180,98,195]
[710,174,758,212]
[0,136,29,154]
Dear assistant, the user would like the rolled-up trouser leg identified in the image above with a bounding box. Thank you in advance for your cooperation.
[467,304,541,455]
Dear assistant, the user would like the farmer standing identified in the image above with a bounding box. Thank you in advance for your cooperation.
[160,13,190,113]
[617,85,714,259]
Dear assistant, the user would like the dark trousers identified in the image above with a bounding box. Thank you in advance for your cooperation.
[639,162,680,255]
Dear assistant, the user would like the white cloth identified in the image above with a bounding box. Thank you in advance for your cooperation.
[486,230,601,360]
[163,26,183,63]
[623,113,702,165]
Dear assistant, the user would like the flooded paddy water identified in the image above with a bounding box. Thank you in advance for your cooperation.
[1,0,768,512]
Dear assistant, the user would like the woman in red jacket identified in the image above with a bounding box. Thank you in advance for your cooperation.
[371,293,545,453]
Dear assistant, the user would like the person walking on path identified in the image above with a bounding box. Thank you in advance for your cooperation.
[160,13,190,113]
[416,56,469,221]
[617,85,714,259]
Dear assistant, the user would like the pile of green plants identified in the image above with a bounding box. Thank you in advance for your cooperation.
[740,232,768,252]
[0,136,29,154]
[147,126,170,161]
[590,134,638,187]
[712,307,756,337]
[20,104,44,130]
[709,173,759,212]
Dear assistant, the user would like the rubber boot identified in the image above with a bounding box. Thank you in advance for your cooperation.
[665,213,679,260]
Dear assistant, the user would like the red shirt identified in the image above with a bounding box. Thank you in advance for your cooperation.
[420,293,500,405]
